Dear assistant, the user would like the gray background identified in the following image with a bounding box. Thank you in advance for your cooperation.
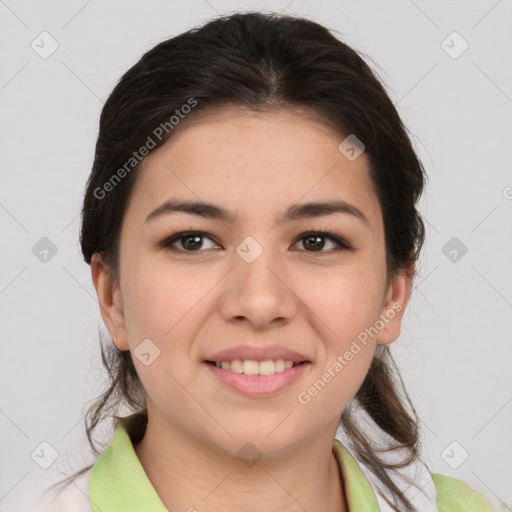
[1,0,511,510]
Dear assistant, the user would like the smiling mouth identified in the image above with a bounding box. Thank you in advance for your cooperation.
[204,359,309,376]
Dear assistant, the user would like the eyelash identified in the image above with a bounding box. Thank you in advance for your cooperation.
[158,230,353,255]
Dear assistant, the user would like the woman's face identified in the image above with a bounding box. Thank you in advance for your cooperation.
[93,108,411,457]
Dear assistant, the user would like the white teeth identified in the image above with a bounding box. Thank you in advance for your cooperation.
[258,360,275,376]
[212,358,299,375]
[275,359,285,372]
[243,360,259,375]
[230,359,244,373]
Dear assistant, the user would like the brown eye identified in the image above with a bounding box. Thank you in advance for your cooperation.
[180,234,203,250]
[295,231,352,253]
[302,234,326,251]
[160,232,218,252]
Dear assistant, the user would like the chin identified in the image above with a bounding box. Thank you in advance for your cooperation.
[208,421,305,457]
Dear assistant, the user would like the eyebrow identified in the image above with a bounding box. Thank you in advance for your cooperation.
[144,199,370,227]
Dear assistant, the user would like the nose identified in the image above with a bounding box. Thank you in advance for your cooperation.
[219,249,298,330]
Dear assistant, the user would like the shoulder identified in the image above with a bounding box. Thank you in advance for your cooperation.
[335,437,493,512]
[334,438,439,511]
[432,473,492,511]
[24,469,93,512]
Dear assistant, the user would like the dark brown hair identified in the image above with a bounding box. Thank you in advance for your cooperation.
[52,11,427,511]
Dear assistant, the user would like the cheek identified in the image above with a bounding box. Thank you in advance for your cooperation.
[122,264,207,413]
[294,265,384,408]
[121,263,218,398]
[296,295,376,417]
[123,261,211,341]
[298,344,374,410]
[302,266,386,341]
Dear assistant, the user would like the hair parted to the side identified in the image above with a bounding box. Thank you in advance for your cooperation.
[51,11,428,511]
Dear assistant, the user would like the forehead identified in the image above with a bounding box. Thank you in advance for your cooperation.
[124,107,381,229]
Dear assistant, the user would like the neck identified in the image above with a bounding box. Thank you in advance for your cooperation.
[134,411,348,512]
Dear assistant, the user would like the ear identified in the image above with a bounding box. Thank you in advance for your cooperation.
[91,253,129,350]
[375,262,414,346]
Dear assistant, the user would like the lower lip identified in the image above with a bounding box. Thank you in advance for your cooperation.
[203,362,310,397]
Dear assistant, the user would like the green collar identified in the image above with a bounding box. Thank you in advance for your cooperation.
[333,439,380,511]
[89,417,380,512]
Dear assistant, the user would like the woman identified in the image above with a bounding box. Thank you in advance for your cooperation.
[33,11,491,511]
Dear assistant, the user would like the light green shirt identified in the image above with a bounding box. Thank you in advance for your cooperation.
[89,417,492,511]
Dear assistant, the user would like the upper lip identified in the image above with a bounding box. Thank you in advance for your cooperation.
[205,344,310,363]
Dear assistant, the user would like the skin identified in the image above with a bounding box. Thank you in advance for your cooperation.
[92,107,413,512]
